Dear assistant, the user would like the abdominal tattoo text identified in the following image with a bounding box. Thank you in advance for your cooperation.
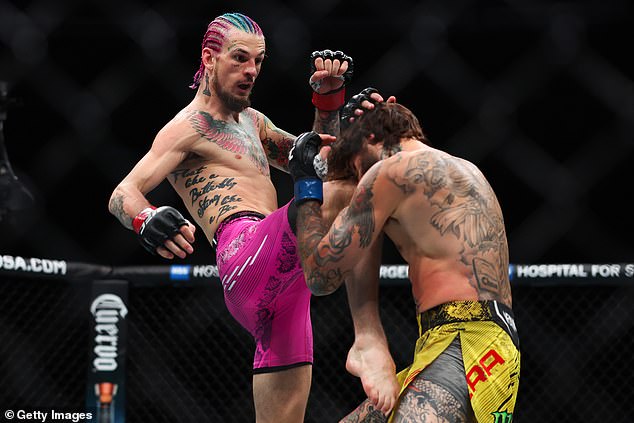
[172,166,242,224]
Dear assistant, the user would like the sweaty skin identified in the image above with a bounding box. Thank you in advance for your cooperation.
[109,21,359,423]
[109,29,349,253]
[297,134,512,420]
[165,107,281,245]
[298,140,512,310]
[110,30,281,246]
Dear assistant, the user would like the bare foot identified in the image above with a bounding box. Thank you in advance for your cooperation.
[346,338,399,415]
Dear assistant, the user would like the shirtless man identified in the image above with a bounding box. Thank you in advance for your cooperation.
[107,12,364,423]
[289,102,521,422]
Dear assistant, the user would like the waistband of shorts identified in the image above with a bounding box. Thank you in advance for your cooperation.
[418,300,520,348]
[212,210,266,249]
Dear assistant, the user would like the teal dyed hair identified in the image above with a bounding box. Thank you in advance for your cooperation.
[190,13,264,89]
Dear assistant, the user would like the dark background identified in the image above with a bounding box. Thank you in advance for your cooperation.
[1,2,634,422]
[0,0,632,267]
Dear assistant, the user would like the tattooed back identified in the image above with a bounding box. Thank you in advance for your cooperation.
[377,144,512,312]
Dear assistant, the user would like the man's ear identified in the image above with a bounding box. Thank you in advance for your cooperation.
[202,47,215,70]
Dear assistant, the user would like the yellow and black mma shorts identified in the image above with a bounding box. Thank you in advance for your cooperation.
[389,300,520,423]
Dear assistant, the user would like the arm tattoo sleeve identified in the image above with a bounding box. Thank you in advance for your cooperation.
[109,193,133,230]
[312,109,339,136]
[297,201,353,294]
[297,164,382,295]
[298,202,328,263]
[260,115,295,172]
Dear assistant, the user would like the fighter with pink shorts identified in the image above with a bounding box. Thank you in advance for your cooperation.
[213,202,312,372]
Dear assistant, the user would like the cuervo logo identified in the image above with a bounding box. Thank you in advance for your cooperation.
[90,294,128,371]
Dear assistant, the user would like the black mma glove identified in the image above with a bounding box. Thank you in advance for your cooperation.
[132,206,189,255]
[310,49,354,111]
[289,132,323,205]
[340,87,380,131]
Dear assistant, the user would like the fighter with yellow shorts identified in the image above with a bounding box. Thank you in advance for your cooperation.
[389,300,520,423]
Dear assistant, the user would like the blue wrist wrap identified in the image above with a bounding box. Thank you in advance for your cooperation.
[294,178,323,204]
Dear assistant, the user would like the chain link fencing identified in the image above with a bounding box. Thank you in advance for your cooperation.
[1,261,633,422]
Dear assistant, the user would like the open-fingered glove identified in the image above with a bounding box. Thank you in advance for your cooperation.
[289,132,323,205]
[133,206,189,255]
[340,87,380,131]
[310,49,354,111]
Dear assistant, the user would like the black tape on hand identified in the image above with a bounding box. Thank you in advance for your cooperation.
[137,206,188,255]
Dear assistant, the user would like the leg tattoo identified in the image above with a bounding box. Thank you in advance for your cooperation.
[392,378,469,423]
[340,399,388,423]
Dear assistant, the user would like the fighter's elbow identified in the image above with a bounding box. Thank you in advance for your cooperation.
[107,187,135,230]
[309,286,337,296]
[108,188,123,215]
[305,274,339,296]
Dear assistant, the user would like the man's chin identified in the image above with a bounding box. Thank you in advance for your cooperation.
[224,95,250,113]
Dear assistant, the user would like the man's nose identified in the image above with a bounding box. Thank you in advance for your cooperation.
[244,59,258,78]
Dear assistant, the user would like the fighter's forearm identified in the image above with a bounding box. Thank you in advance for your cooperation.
[297,201,349,295]
[109,191,133,230]
[297,201,328,263]
[108,185,151,231]
[312,109,339,136]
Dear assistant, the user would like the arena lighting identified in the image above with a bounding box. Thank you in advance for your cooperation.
[0,80,34,222]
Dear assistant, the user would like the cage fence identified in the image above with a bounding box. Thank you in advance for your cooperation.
[1,259,633,422]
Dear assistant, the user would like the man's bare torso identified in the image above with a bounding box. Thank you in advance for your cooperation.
[380,145,512,312]
[166,106,278,245]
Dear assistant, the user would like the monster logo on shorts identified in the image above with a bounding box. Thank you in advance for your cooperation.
[491,410,513,423]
